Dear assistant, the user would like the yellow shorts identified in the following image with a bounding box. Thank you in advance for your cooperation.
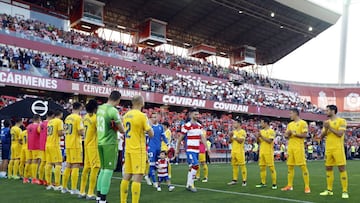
[38,150,45,161]
[45,146,62,163]
[10,144,21,159]
[259,153,274,166]
[124,151,147,175]
[199,153,206,163]
[28,150,42,160]
[20,148,29,162]
[287,147,306,166]
[66,148,83,164]
[231,152,245,165]
[84,147,100,168]
[325,149,346,166]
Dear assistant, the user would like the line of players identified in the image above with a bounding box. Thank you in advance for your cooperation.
[4,100,101,200]
[225,106,349,199]
[1,93,349,201]
[1,93,175,203]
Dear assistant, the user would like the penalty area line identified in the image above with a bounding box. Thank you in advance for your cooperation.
[112,176,314,203]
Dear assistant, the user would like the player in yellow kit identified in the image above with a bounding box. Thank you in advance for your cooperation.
[319,105,349,199]
[120,95,154,203]
[8,118,23,179]
[196,129,209,183]
[20,130,32,183]
[19,129,31,183]
[79,100,100,200]
[62,102,84,195]
[227,117,247,186]
[281,108,310,193]
[255,118,277,189]
[161,121,172,178]
[45,110,64,191]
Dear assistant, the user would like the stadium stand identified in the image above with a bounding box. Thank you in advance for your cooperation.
[0,13,289,90]
[0,44,321,113]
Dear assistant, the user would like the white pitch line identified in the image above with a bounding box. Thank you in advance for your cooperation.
[112,176,314,203]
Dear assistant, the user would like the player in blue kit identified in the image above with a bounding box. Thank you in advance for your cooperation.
[147,112,169,188]
[1,120,12,178]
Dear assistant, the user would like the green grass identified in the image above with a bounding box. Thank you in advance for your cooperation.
[1,160,359,203]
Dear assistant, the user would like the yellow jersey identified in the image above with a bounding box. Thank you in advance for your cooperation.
[83,113,97,148]
[10,126,22,147]
[64,113,83,149]
[46,118,64,147]
[286,120,308,149]
[161,129,172,151]
[323,117,346,150]
[259,128,275,154]
[123,109,151,153]
[231,129,246,153]
[21,130,28,149]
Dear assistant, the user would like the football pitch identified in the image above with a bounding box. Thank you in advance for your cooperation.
[1,160,359,203]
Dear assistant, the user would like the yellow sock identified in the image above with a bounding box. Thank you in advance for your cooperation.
[326,170,334,191]
[71,168,79,190]
[196,165,201,178]
[13,160,20,177]
[45,164,52,184]
[120,179,130,203]
[260,166,266,184]
[24,163,30,178]
[39,161,46,180]
[8,160,14,177]
[32,163,38,179]
[269,166,277,185]
[232,165,239,181]
[131,182,141,203]
[340,171,348,193]
[301,165,310,188]
[88,167,99,196]
[287,165,295,187]
[145,161,150,175]
[203,164,208,179]
[168,162,172,178]
[54,165,62,186]
[62,167,71,189]
[80,166,90,194]
[240,164,247,181]
[19,161,25,177]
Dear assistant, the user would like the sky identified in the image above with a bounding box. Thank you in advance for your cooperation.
[269,0,360,84]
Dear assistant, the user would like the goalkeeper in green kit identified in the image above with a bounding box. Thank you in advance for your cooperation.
[96,91,125,203]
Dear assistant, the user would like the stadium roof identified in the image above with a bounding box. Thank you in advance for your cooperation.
[28,0,341,65]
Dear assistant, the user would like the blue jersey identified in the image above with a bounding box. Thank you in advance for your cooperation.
[148,124,168,151]
[0,127,11,145]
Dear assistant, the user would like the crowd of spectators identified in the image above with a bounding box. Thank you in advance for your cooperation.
[0,45,321,113]
[0,13,289,90]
